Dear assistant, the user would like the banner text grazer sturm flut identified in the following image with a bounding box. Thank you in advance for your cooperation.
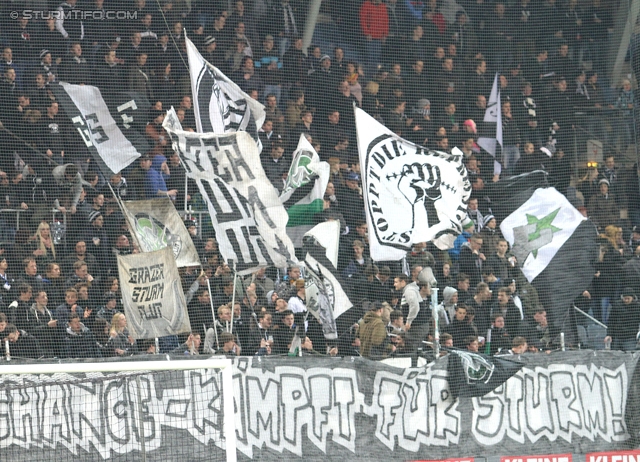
[163,109,296,275]
[118,246,191,339]
[2,352,638,461]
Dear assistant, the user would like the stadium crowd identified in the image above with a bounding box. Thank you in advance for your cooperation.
[0,0,637,360]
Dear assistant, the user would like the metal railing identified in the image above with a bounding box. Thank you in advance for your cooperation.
[573,107,638,165]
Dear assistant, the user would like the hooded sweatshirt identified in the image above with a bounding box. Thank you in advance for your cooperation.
[145,155,170,198]
[437,286,458,325]
[359,310,390,359]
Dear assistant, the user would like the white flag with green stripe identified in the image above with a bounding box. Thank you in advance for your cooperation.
[279,134,330,227]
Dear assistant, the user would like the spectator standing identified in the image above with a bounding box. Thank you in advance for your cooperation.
[282,36,308,87]
[4,323,42,359]
[360,0,389,79]
[56,0,85,43]
[458,233,485,288]
[93,49,122,92]
[65,313,102,358]
[444,304,477,348]
[604,289,640,351]
[128,53,154,102]
[105,313,137,356]
[261,140,288,191]
[487,313,512,355]
[231,56,264,94]
[23,289,59,352]
[59,43,90,85]
[501,100,521,173]
[612,79,635,151]
[359,302,395,359]
[255,35,282,103]
[588,179,619,231]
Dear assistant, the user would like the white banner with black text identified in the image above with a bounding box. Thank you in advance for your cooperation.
[117,246,191,339]
[163,109,297,274]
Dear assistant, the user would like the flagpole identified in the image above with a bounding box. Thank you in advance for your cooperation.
[573,304,607,328]
[431,288,440,357]
[106,181,144,250]
[184,171,189,213]
[0,124,61,168]
[229,261,238,335]
[205,274,220,351]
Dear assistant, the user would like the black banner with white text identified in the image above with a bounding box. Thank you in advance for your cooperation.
[2,351,639,460]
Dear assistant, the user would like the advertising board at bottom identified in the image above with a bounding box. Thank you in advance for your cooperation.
[411,451,640,462]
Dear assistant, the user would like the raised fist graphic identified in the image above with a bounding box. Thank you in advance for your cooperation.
[397,162,442,204]
[396,162,442,230]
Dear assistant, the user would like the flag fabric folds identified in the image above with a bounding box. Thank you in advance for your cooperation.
[355,106,471,261]
[497,182,598,339]
[625,360,640,446]
[163,109,297,275]
[279,134,330,246]
[50,83,150,175]
[486,170,549,223]
[303,222,354,337]
[447,349,523,399]
[185,36,265,144]
[500,188,587,282]
[303,262,339,340]
[477,73,503,159]
[303,220,340,269]
[280,134,330,226]
[121,199,201,268]
[118,246,191,340]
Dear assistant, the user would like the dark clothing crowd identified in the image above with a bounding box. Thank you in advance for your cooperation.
[0,0,637,360]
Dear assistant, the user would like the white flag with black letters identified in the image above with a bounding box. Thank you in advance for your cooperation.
[118,246,191,340]
[186,36,265,147]
[50,83,150,175]
[163,109,297,275]
[355,107,471,261]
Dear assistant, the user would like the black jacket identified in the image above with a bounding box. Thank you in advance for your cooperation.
[65,324,103,359]
[444,318,477,348]
[607,299,640,341]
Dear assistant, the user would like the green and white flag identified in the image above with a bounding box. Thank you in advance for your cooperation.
[122,198,201,268]
[500,187,585,282]
[280,134,330,236]
[491,174,598,343]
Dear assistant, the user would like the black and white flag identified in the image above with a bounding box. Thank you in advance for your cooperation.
[447,349,523,399]
[186,36,265,146]
[118,246,191,339]
[121,199,201,268]
[355,107,471,261]
[477,73,503,173]
[303,221,354,338]
[163,109,296,275]
[50,83,150,175]
[493,176,598,340]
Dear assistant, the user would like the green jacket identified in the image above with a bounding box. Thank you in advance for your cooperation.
[359,310,391,359]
